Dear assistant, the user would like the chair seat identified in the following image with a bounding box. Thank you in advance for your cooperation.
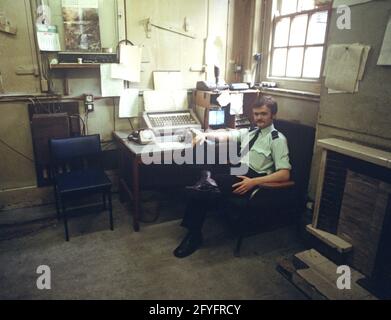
[56,168,111,194]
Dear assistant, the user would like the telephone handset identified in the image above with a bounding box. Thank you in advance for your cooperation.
[128,129,155,145]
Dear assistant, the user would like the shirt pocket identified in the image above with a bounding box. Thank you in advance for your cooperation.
[252,145,271,158]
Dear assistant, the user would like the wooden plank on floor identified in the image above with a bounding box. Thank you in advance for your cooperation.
[306,224,352,253]
[277,258,327,300]
[278,250,378,300]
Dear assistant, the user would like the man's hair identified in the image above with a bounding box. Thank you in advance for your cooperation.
[252,96,278,115]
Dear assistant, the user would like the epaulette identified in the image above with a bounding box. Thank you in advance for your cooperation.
[271,130,279,140]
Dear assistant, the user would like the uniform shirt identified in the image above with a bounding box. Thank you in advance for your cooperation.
[232,123,291,175]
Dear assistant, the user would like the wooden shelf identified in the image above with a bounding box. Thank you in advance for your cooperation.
[318,138,391,169]
[50,63,101,70]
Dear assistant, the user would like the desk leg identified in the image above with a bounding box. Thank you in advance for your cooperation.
[131,158,140,232]
[118,148,126,203]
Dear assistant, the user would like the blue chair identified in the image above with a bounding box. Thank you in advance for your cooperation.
[49,134,113,241]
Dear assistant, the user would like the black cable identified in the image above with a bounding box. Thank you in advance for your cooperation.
[84,111,89,135]
[69,114,86,136]
[128,118,135,131]
[0,138,34,163]
[112,97,116,131]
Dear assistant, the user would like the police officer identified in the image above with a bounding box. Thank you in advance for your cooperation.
[173,96,292,258]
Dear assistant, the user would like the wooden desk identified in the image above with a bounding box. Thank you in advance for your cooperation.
[113,131,194,231]
[113,130,239,231]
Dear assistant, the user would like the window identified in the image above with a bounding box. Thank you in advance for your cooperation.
[269,0,331,80]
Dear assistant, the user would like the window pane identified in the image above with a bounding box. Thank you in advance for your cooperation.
[271,48,287,77]
[303,46,323,78]
[286,47,304,77]
[281,0,297,15]
[306,11,328,45]
[289,14,308,46]
[297,0,315,11]
[274,17,290,47]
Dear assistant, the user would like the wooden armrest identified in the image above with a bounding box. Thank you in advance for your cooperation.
[258,181,295,189]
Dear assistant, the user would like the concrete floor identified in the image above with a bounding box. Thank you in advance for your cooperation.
[0,193,307,300]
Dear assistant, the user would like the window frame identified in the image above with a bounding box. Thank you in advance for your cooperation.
[263,0,332,92]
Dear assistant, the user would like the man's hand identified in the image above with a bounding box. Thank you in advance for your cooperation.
[232,176,257,195]
[190,128,206,146]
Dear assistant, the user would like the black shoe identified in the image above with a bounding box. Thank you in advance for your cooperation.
[173,232,203,258]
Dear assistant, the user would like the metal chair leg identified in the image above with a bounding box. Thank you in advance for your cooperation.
[108,191,114,231]
[102,193,107,210]
[54,187,60,220]
[60,199,69,241]
[234,235,243,257]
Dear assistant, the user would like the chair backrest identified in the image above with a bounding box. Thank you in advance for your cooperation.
[274,119,315,207]
[49,134,102,170]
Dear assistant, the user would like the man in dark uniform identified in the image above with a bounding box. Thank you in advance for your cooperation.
[173,96,291,258]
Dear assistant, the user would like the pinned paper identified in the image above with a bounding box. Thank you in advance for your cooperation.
[378,15,391,66]
[153,71,183,90]
[111,44,142,82]
[37,30,61,51]
[120,44,142,65]
[229,93,243,115]
[324,43,370,93]
[217,91,231,107]
[119,88,139,118]
[100,64,124,97]
[111,64,140,82]
[143,90,188,112]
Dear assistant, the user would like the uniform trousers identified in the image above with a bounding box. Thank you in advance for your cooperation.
[180,167,266,234]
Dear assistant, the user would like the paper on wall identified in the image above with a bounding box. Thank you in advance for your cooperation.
[37,31,61,51]
[153,71,183,90]
[324,43,370,94]
[112,44,142,82]
[111,64,140,83]
[324,44,363,93]
[358,45,370,80]
[377,15,391,66]
[120,44,142,65]
[328,81,359,94]
[171,90,189,110]
[229,93,243,115]
[119,88,139,118]
[143,90,188,112]
[100,64,124,97]
[217,91,231,107]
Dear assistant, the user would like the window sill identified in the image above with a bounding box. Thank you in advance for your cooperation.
[259,87,320,102]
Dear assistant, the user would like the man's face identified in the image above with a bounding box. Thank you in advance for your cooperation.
[253,105,275,129]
